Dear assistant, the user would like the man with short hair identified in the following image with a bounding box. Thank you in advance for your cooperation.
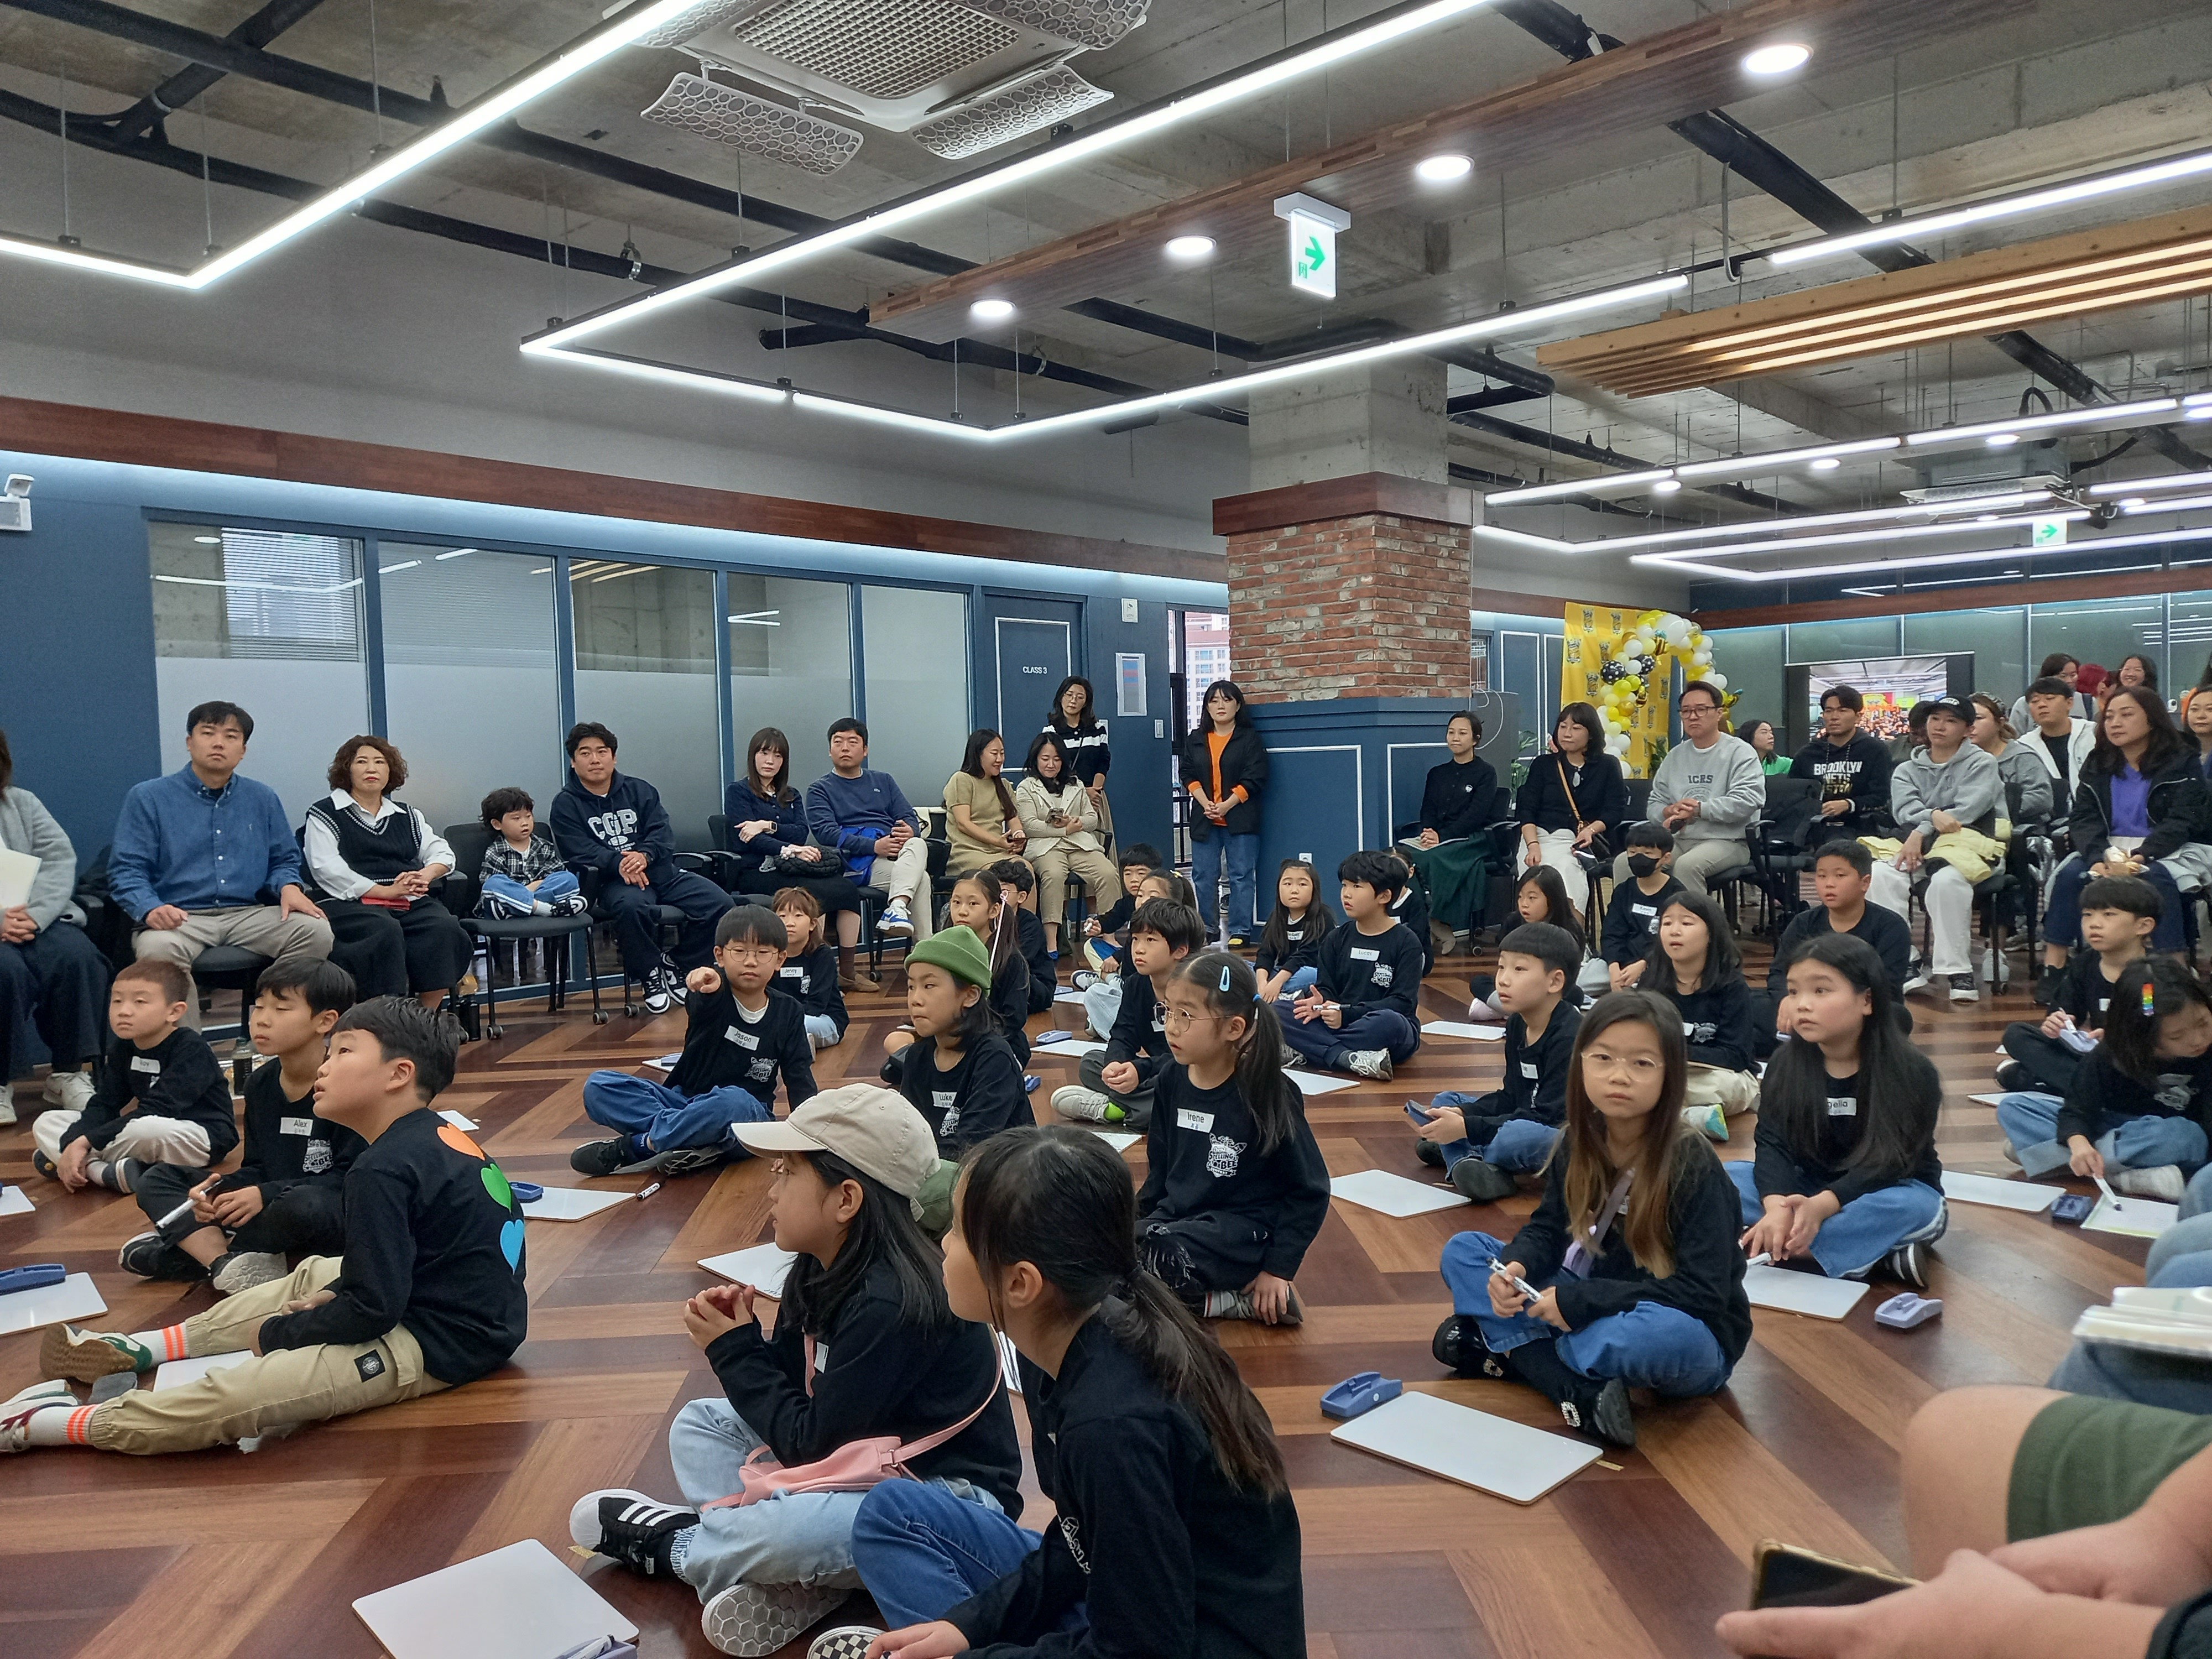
[1871,695,2003,1004]
[1610,681,1763,899]
[109,701,333,1026]
[805,718,935,942]
[1788,684,1893,843]
[550,722,732,1015]
[2021,674,2096,823]
[2008,653,2093,734]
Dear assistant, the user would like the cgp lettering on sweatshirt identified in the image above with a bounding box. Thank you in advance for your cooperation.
[586,808,640,847]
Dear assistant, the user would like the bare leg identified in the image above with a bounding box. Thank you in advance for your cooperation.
[176,1225,228,1268]
[417,989,446,1010]
[1903,1385,2066,1573]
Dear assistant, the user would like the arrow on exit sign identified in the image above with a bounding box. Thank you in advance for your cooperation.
[1274,191,1350,300]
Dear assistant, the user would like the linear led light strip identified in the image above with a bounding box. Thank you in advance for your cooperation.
[524,0,1500,356]
[1762,144,2212,270]
[1473,487,2067,555]
[547,273,1687,442]
[1653,523,2212,585]
[1631,510,2088,569]
[0,0,715,289]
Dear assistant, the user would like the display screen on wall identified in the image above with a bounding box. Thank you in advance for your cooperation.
[1804,655,1950,742]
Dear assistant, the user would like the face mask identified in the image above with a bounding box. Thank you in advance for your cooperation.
[1627,853,1661,877]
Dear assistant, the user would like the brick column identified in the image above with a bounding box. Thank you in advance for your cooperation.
[1213,472,1474,703]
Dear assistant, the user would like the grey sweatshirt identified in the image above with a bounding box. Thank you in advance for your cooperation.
[1889,743,2002,842]
[0,785,83,928]
[1992,741,2054,826]
[1648,734,1765,846]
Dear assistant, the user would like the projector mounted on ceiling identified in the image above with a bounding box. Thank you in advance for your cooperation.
[633,0,1142,170]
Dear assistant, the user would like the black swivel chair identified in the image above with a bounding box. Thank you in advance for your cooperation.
[75,843,272,1034]
[444,823,596,1037]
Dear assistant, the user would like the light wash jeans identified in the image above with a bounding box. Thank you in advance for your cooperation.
[1439,1230,1731,1397]
[1725,1161,1947,1279]
[477,869,581,918]
[1422,1099,1559,1175]
[1994,1092,2210,1180]
[1272,966,1318,1001]
[803,1014,842,1051]
[582,1071,771,1151]
[2047,1172,2212,1409]
[849,1479,1054,1632]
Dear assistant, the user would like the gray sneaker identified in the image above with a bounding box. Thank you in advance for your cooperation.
[1051,1086,1119,1124]
[1948,974,1980,1003]
[700,1581,848,1657]
[1345,1048,1394,1081]
[210,1251,290,1296]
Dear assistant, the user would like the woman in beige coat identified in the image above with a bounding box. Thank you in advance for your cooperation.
[1014,731,1121,954]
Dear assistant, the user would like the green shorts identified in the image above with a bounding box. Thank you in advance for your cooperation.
[2008,1394,2212,1541]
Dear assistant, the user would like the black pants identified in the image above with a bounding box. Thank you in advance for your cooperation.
[2001,1023,2080,1095]
[135,1162,347,1256]
[733,863,862,917]
[602,865,732,978]
[0,921,108,1080]
[1137,1212,1272,1305]
[325,896,473,1000]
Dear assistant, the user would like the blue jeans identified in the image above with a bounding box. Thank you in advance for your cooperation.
[1279,1007,1419,1072]
[2047,854,2188,952]
[477,869,580,918]
[2047,1181,2212,1408]
[1994,1092,2210,1180]
[666,1398,1006,1600]
[1725,1161,1946,1279]
[850,1479,1046,1631]
[1192,832,1259,935]
[1423,1097,1559,1173]
[582,1071,770,1151]
[1272,966,1318,1001]
[1438,1231,1731,1397]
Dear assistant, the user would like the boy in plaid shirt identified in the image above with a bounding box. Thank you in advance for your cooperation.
[477,788,587,919]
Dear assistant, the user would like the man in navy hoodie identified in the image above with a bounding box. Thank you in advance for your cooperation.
[550,723,731,1014]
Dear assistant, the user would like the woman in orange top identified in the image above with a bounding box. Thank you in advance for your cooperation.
[1177,680,1270,944]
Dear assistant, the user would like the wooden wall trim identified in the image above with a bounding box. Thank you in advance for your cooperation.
[1213,472,1475,535]
[0,397,1224,585]
[1691,564,2194,629]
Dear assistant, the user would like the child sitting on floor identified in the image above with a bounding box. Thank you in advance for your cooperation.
[1074,842,1159,983]
[1413,921,1584,1201]
[572,906,817,1178]
[1254,857,1336,1004]
[1997,874,2159,1098]
[989,857,1060,1017]
[32,958,236,1193]
[1641,891,1761,1141]
[1138,952,1329,1328]
[770,886,848,1054]
[1998,955,2212,1202]
[881,928,1030,1158]
[945,870,1032,1066]
[1757,838,1916,1057]
[1601,822,1682,992]
[1057,898,1202,1129]
[14,998,526,1457]
[1433,989,1750,1450]
[476,785,587,917]
[1468,865,1590,1021]
[568,1084,1025,1658]
[123,957,362,1294]
[1282,849,1425,1081]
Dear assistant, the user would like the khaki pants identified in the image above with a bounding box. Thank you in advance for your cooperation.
[1610,838,1750,902]
[133,906,336,1029]
[1031,843,1121,930]
[1684,1064,1763,1117]
[85,1256,447,1455]
[32,1108,211,1170]
[867,839,935,941]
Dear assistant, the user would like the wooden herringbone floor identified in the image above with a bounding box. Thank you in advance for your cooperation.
[0,923,2153,1659]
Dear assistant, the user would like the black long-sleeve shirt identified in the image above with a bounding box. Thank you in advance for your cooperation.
[1601,875,1684,968]
[1311,920,1424,1024]
[1504,1135,1751,1368]
[1766,904,1914,1003]
[1788,734,1893,827]
[882,1031,1031,1153]
[1104,971,1175,1091]
[666,979,819,1107]
[1137,1065,1329,1281]
[1016,907,1057,1015]
[2056,1046,2212,1150]
[254,1107,528,1385]
[987,946,1034,1065]
[2046,949,2142,1032]
[946,1317,1305,1659]
[68,1026,237,1163]
[215,1061,367,1201]
[1516,752,1627,837]
[774,944,850,1037]
[1462,1000,1582,1135]
[1751,1062,1944,1209]
[702,1256,1024,1514]
[1417,757,1498,841]
[1255,909,1329,978]
[1660,975,1757,1073]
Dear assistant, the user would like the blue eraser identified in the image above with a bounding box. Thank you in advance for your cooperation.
[1321,1370,1404,1420]
[510,1182,545,1203]
[1034,1029,1071,1045]
[1874,1292,1943,1329]
[2053,1193,2094,1223]
[0,1263,67,1296]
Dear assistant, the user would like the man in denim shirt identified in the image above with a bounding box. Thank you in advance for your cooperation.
[109,702,333,1026]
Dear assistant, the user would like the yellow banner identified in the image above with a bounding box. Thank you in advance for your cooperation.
[1562,603,1670,778]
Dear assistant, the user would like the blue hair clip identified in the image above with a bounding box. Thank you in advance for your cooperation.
[1219,963,1233,993]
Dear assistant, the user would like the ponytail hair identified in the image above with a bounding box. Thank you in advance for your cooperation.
[2103,956,2212,1085]
[1172,951,1299,1154]
[958,1127,1288,1495]
[953,870,1021,976]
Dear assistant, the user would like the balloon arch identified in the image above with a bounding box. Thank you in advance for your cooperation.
[1589,609,1734,760]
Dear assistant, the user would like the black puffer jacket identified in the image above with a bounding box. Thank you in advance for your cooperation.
[2067,747,2206,864]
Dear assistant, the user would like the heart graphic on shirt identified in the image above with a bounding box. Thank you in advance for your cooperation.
[438,1124,485,1160]
[480,1163,514,1209]
[499,1217,525,1270]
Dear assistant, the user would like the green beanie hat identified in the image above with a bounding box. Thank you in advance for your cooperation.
[907,925,992,989]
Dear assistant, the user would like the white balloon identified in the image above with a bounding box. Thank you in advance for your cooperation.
[1705,671,1729,692]
[1693,648,1713,666]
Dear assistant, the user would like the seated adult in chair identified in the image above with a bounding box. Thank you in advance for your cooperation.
[1788,683,1893,847]
[723,726,863,984]
[551,721,732,1015]
[804,717,933,942]
[0,727,108,1125]
[109,700,332,1027]
[303,735,472,1010]
[1402,709,1501,944]
[944,728,1027,881]
[1610,682,1761,901]
[1869,696,2003,1005]
[1014,729,1119,957]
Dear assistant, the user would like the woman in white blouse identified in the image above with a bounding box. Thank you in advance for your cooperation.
[1014,731,1123,956]
[302,736,472,1006]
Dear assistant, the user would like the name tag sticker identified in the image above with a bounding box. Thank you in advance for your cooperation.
[1631,904,1654,916]
[1683,1021,1698,1036]
[1521,1062,1540,1079]
[778,966,802,978]
[1350,947,1380,961]
[725,1027,760,1049]
[130,1056,161,1074]
[932,1091,958,1114]
[1177,1109,1215,1132]
[280,1117,315,1136]
[1827,1096,1858,1117]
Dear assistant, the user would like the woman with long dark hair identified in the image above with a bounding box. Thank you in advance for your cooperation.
[1042,674,1114,844]
[1013,730,1119,955]
[943,729,1026,879]
[1399,709,1497,946]
[1737,718,1791,777]
[1517,701,1627,916]
[724,726,865,985]
[1179,680,1269,943]
[2043,684,2211,967]
[0,727,108,1126]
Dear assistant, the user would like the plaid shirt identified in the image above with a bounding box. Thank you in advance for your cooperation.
[482,831,564,884]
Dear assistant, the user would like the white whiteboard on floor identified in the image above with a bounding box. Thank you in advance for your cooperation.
[1329,1170,1470,1218]
[2085,1194,2179,1239]
[1032,1040,1105,1058]
[1089,1130,1141,1151]
[1421,1022,1508,1041]
[155,1351,253,1390]
[0,1185,32,1217]
[1053,988,1089,1004]
[522,1186,634,1223]
[1941,1171,2064,1213]
[1331,1389,1603,1505]
[1744,1265,1870,1321]
[353,1538,637,1659]
[699,1243,797,1297]
[0,1271,105,1335]
[1289,1071,1360,1096]
[438,1110,478,1131]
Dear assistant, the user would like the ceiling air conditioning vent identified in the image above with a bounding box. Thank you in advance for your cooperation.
[642,72,864,172]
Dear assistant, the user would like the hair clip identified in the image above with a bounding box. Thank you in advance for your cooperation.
[1218,964,1233,992]
[2145,982,2158,1018]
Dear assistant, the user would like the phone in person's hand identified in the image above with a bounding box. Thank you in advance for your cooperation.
[1749,1540,1916,1613]
[1403,1099,1437,1126]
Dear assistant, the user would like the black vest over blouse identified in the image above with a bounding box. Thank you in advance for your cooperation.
[307,799,424,885]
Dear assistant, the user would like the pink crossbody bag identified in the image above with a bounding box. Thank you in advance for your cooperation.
[701,1335,1003,1510]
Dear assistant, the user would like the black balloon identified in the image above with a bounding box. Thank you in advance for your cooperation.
[1601,660,1625,682]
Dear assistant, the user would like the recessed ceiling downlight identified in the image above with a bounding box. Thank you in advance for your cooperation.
[1743,42,1811,75]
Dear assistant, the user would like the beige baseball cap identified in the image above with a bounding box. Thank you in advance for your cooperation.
[732,1083,940,1198]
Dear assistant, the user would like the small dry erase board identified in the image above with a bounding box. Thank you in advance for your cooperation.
[352,1538,636,1659]
[1331,1389,1602,1504]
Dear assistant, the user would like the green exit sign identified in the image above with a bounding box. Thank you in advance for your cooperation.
[1273,192,1351,300]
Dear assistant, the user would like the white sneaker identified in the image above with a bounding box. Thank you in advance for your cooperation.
[0,1081,13,1128]
[2114,1165,2187,1202]
[210,1252,290,1296]
[1465,998,1505,1023]
[1902,972,1932,997]
[43,1071,94,1114]
[701,1580,848,1657]
[1051,1086,1120,1124]
[1345,1049,1393,1081]
[877,900,915,939]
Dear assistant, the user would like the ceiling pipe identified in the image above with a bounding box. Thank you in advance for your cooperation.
[106,0,333,144]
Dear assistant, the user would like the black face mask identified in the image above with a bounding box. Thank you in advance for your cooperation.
[1627,853,1662,877]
